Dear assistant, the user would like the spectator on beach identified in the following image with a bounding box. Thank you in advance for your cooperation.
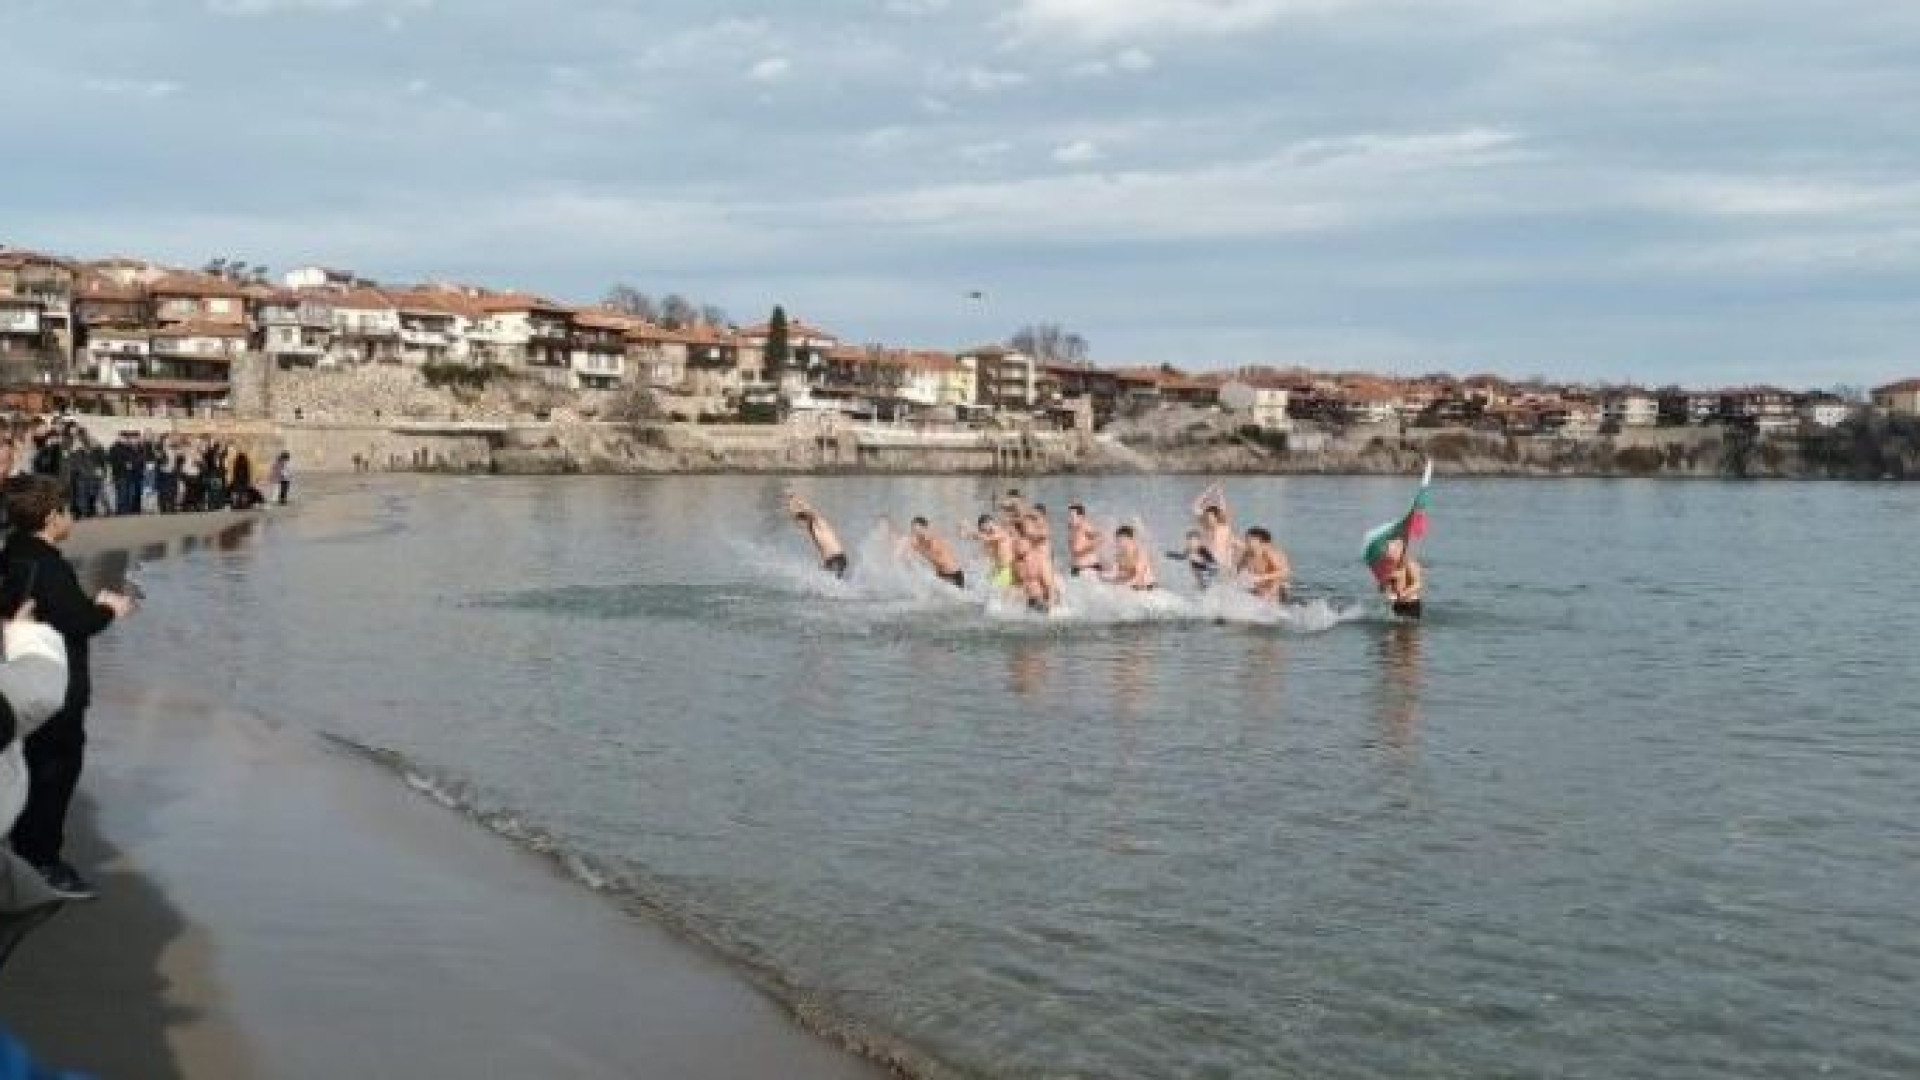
[0,475,138,899]
[1,595,71,971]
[231,452,255,510]
[156,454,181,515]
[107,433,139,517]
[269,452,292,506]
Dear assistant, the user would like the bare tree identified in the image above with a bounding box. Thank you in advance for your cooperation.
[660,294,697,330]
[699,303,729,328]
[1010,324,1090,365]
[604,284,659,321]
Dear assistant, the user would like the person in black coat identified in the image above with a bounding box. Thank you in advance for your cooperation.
[0,475,136,899]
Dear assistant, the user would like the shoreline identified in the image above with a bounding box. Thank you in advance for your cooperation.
[0,517,897,1080]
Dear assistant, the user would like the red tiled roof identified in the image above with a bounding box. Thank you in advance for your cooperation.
[477,292,571,315]
[150,273,250,299]
[1877,378,1920,394]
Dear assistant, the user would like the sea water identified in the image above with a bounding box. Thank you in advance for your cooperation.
[99,474,1920,1079]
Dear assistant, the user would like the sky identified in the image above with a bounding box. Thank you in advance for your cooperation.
[4,0,1919,386]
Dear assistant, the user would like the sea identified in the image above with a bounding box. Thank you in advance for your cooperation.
[95,474,1920,1079]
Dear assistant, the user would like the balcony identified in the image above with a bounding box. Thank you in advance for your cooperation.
[0,312,41,334]
[400,327,453,347]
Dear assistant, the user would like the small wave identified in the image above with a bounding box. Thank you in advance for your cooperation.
[319,732,973,1080]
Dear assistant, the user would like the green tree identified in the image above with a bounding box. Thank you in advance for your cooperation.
[765,305,791,380]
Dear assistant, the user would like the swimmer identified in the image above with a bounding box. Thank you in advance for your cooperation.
[999,488,1027,527]
[1013,512,1060,613]
[969,514,1019,591]
[1104,524,1157,591]
[1379,536,1424,619]
[1166,529,1220,590]
[909,516,967,589]
[1192,482,1238,571]
[1238,526,1291,603]
[786,494,849,579]
[1066,503,1104,577]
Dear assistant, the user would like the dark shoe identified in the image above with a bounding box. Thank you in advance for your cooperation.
[34,862,97,901]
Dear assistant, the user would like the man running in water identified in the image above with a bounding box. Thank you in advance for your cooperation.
[1168,529,1220,589]
[1379,536,1424,619]
[786,495,849,579]
[971,514,1018,592]
[1013,513,1059,613]
[1239,526,1291,603]
[908,517,966,589]
[1066,503,1104,577]
[1104,525,1157,591]
[1193,482,1238,573]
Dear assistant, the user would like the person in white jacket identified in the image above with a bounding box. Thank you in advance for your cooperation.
[0,600,71,969]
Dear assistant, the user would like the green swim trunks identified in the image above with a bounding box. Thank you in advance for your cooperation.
[992,567,1015,589]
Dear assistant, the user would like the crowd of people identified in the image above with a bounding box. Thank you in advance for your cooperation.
[787,482,1426,617]
[0,418,293,520]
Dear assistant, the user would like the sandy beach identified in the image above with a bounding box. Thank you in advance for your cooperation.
[0,509,888,1079]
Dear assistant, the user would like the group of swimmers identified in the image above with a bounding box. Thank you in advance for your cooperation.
[785,484,1425,618]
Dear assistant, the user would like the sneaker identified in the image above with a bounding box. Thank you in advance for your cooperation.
[34,861,97,901]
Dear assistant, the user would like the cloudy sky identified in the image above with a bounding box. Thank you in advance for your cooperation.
[4,0,1919,385]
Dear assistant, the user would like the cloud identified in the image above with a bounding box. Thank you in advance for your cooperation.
[748,56,792,82]
[1001,0,1330,44]
[206,0,431,14]
[1051,139,1104,165]
[83,77,180,99]
[934,65,1029,93]
[1070,46,1157,77]
[883,0,950,14]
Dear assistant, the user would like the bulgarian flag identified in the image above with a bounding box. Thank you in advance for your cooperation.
[1362,461,1433,586]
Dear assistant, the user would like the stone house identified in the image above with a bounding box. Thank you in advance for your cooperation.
[1872,379,1920,418]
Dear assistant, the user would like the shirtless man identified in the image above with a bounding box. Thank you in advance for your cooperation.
[909,517,966,589]
[1013,513,1060,613]
[786,495,849,579]
[970,514,1019,592]
[1104,525,1157,591]
[1379,536,1424,619]
[1167,529,1220,590]
[999,489,1026,527]
[1193,482,1238,572]
[1238,526,1291,603]
[1066,503,1104,577]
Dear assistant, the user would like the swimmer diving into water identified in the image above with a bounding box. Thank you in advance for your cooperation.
[786,494,849,579]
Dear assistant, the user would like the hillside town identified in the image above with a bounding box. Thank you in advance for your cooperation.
[2,245,1915,438]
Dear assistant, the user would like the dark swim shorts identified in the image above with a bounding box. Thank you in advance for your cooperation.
[1391,599,1423,620]
[938,569,966,589]
[823,553,850,579]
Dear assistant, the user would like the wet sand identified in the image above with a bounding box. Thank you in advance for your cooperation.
[0,514,890,1078]
[65,509,266,560]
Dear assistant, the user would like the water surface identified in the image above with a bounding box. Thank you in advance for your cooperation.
[98,475,1920,1079]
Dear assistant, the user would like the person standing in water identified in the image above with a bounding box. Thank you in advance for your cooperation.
[908,517,966,589]
[785,495,849,579]
[1379,536,1424,619]
[1066,504,1104,578]
[1238,526,1292,603]
[1104,525,1157,591]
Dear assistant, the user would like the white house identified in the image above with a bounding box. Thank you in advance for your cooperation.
[1605,391,1660,428]
[82,326,149,386]
[322,287,402,366]
[1220,380,1292,431]
[283,265,357,290]
[1799,397,1853,428]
